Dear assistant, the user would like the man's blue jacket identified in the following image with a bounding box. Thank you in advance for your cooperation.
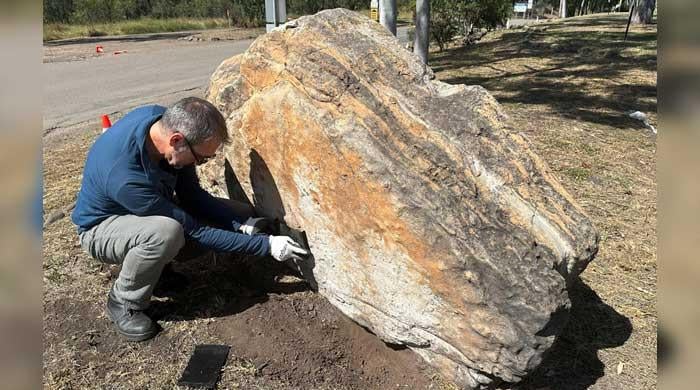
[71,105,270,257]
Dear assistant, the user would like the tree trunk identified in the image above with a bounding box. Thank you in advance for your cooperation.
[631,0,656,24]
[414,0,429,64]
[560,0,567,18]
[380,0,397,36]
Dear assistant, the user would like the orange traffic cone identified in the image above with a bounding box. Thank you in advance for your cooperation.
[101,115,112,133]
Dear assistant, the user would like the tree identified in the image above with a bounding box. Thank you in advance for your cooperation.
[534,0,556,16]
[414,0,429,64]
[413,0,510,55]
[473,0,510,30]
[70,0,119,24]
[430,0,458,51]
[380,0,397,36]
[44,0,74,23]
[616,0,624,12]
[560,0,566,17]
[631,0,655,24]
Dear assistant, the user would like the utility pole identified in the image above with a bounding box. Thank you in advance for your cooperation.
[414,0,429,64]
[380,0,398,36]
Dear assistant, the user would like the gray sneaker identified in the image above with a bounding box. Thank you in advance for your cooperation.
[106,289,157,342]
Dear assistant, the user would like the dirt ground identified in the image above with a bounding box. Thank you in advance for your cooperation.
[43,13,656,390]
[43,232,438,389]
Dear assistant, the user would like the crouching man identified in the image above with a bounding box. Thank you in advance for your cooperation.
[71,97,307,341]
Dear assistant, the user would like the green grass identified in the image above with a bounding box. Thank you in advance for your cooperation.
[44,17,232,41]
[562,166,592,181]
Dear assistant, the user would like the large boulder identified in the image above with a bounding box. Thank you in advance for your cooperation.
[203,8,598,389]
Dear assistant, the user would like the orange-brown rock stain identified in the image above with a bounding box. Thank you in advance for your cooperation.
[336,82,508,361]
[243,79,494,351]
[227,39,524,370]
[240,38,289,93]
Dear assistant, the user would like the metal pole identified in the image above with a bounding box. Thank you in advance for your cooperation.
[272,0,276,26]
[265,0,274,32]
[265,0,286,32]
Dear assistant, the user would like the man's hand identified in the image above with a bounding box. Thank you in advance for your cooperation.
[239,217,271,235]
[268,235,309,262]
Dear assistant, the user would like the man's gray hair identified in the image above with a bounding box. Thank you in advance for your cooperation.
[161,97,230,145]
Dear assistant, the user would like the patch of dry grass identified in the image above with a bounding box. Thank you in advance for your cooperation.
[44,17,233,41]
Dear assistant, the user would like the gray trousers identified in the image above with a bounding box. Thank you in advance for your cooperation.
[79,199,254,310]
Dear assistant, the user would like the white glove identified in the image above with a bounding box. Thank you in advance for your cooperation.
[268,235,309,262]
[239,217,270,235]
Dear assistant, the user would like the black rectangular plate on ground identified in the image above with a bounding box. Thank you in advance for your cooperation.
[177,344,230,389]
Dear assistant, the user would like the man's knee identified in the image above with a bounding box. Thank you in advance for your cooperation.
[149,216,185,257]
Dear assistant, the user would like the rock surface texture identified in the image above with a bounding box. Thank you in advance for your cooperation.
[204,8,598,389]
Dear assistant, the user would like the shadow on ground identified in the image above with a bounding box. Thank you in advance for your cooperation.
[432,14,657,130]
[148,252,310,322]
[514,279,633,389]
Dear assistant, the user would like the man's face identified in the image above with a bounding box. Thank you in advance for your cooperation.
[166,132,221,169]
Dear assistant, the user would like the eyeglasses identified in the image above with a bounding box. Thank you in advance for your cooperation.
[181,135,215,165]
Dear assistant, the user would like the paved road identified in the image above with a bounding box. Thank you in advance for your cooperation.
[44,26,410,132]
[44,38,256,131]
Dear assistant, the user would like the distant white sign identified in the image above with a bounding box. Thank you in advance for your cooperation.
[514,3,527,12]
[371,0,378,8]
[528,0,533,9]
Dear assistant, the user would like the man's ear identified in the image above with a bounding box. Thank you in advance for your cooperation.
[168,132,184,147]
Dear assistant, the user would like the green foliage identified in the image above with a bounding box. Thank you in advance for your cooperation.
[44,0,74,23]
[430,0,460,51]
[227,0,264,28]
[476,0,511,29]
[426,0,511,50]
[286,0,368,16]
[45,0,531,36]
[70,0,116,24]
[44,0,378,28]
